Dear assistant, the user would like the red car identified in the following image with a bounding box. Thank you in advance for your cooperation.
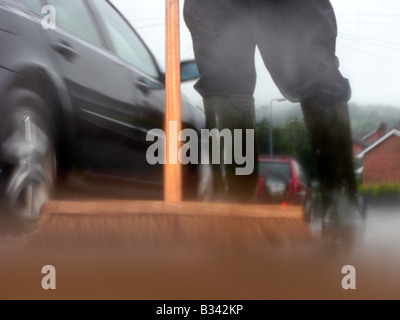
[256,156,314,221]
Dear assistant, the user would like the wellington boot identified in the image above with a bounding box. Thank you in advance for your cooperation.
[301,99,364,228]
[203,96,258,203]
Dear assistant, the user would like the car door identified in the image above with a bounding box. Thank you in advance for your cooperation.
[90,0,167,184]
[42,0,148,178]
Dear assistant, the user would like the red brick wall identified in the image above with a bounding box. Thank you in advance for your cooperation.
[363,135,400,184]
[364,132,381,145]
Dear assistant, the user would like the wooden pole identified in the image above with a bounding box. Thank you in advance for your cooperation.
[165,0,182,202]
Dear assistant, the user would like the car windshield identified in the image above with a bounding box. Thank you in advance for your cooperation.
[259,162,292,180]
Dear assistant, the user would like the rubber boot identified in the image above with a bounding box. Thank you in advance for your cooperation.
[203,96,258,203]
[301,99,363,228]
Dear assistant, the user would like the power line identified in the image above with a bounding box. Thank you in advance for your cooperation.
[131,16,165,22]
[181,45,194,59]
[135,22,165,29]
[339,43,400,64]
[133,19,185,29]
[337,19,400,26]
[339,32,400,47]
[129,18,165,26]
[340,35,400,51]
[337,13,400,17]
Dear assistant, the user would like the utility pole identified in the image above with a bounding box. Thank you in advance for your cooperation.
[269,98,287,157]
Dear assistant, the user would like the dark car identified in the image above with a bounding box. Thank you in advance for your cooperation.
[0,0,204,221]
[256,156,314,221]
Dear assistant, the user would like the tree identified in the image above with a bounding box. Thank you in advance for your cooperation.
[256,116,317,181]
[256,117,271,154]
[281,117,316,180]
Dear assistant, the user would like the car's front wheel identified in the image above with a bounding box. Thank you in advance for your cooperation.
[0,92,56,222]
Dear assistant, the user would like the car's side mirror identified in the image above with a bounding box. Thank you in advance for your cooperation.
[181,60,199,82]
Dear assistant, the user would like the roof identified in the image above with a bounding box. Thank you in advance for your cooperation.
[362,129,379,141]
[361,122,388,141]
[352,137,370,149]
[357,129,400,158]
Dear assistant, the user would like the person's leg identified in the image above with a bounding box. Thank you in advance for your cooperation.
[300,100,359,223]
[252,0,361,222]
[203,96,258,202]
[252,0,350,106]
[184,0,258,202]
[184,0,257,98]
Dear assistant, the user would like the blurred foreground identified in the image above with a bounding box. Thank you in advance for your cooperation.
[0,202,399,300]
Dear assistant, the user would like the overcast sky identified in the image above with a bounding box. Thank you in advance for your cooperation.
[112,0,400,109]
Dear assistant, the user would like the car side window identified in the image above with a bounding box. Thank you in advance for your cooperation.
[18,0,43,15]
[93,0,159,78]
[45,0,102,47]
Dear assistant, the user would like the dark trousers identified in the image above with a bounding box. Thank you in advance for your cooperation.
[184,0,351,107]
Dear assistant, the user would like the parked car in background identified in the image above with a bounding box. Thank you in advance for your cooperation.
[256,156,314,222]
[0,0,203,221]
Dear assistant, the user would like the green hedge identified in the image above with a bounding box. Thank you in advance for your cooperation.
[359,183,400,197]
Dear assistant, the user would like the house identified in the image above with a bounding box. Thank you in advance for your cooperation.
[352,122,389,157]
[352,137,370,157]
[357,129,400,184]
[362,122,388,145]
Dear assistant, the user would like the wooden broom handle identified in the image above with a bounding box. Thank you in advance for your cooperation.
[165,0,182,202]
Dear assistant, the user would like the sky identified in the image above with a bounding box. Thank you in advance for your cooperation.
[112,0,400,109]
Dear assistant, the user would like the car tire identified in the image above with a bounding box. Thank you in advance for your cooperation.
[0,90,57,222]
